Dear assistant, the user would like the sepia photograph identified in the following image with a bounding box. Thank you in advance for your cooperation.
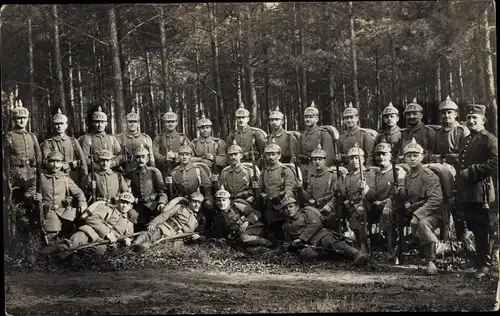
[2,2,499,314]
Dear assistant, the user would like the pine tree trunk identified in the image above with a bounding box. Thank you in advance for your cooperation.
[458,59,465,112]
[328,64,335,126]
[390,38,397,105]
[237,9,244,107]
[473,27,488,104]
[245,3,258,128]
[53,5,67,125]
[298,2,307,110]
[482,4,497,134]
[159,6,172,111]
[144,50,156,136]
[447,57,454,99]
[77,64,85,134]
[28,17,36,133]
[348,2,359,109]
[108,6,125,134]
[293,3,302,118]
[68,38,76,135]
[436,58,442,103]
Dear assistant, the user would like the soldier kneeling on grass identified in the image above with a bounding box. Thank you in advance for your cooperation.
[280,196,369,266]
[33,192,138,260]
[132,192,203,251]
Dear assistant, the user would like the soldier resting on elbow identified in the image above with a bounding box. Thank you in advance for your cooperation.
[280,197,369,266]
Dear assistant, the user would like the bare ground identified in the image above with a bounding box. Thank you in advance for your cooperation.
[5,261,498,314]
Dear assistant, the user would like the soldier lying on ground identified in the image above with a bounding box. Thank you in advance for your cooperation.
[31,192,138,261]
[196,186,273,254]
[279,197,369,266]
[131,192,203,251]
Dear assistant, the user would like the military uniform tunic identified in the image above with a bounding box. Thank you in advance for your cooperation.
[153,130,190,175]
[400,122,436,159]
[368,126,402,165]
[7,128,42,184]
[80,132,123,169]
[305,167,339,209]
[171,162,213,199]
[78,204,136,242]
[434,123,469,164]
[126,166,168,207]
[116,132,155,174]
[266,128,299,163]
[338,126,374,165]
[282,207,331,246]
[219,164,255,198]
[41,134,88,185]
[227,126,267,161]
[298,126,335,166]
[191,136,227,172]
[83,169,129,203]
[259,163,295,223]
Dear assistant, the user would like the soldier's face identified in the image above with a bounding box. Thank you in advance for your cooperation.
[118,201,132,213]
[405,112,422,124]
[265,152,280,164]
[47,159,63,172]
[99,159,112,171]
[282,203,298,219]
[179,152,191,164]
[135,155,148,167]
[228,152,241,165]
[199,125,212,137]
[53,122,67,134]
[165,120,178,131]
[236,116,249,127]
[269,118,282,130]
[404,152,423,168]
[15,117,28,128]
[440,110,457,125]
[93,120,107,132]
[377,152,391,167]
[312,157,326,170]
[466,114,485,132]
[383,114,399,127]
[344,115,358,128]
[349,156,363,170]
[216,197,231,210]
[190,199,203,212]
[304,115,318,127]
[126,120,139,132]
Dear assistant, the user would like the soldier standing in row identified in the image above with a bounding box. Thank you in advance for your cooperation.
[338,102,374,166]
[29,151,87,244]
[219,140,256,201]
[399,138,443,275]
[126,145,168,231]
[227,103,267,164]
[117,109,155,175]
[257,140,296,241]
[400,98,435,163]
[153,107,191,178]
[80,106,123,171]
[83,149,129,204]
[7,105,42,203]
[266,106,298,164]
[191,113,227,175]
[41,109,88,187]
[298,102,334,181]
[456,104,497,278]
[369,103,402,165]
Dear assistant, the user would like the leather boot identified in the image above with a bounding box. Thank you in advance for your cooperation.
[337,241,369,266]
[425,242,438,275]
[475,255,492,278]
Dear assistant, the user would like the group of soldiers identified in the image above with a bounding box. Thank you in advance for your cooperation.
[5,94,497,278]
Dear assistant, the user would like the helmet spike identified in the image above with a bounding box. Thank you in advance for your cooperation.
[412,97,417,103]
[310,101,316,108]
[388,102,393,107]
[232,139,237,145]
[348,102,353,108]
[239,102,245,109]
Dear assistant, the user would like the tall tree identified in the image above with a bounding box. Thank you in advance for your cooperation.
[348,2,359,109]
[482,3,497,134]
[159,5,172,111]
[28,16,36,132]
[245,3,259,127]
[52,5,67,127]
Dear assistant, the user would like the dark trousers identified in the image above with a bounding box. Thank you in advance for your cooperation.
[462,202,491,266]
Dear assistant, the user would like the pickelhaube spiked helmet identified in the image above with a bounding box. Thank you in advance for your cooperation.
[118,192,136,204]
[264,137,281,153]
[126,108,140,121]
[178,142,193,154]
[52,108,68,124]
[269,106,284,120]
[96,149,114,160]
[189,191,205,202]
[403,98,423,114]
[347,142,365,157]
[47,151,64,161]
[304,101,319,116]
[403,138,424,155]
[235,102,250,117]
[92,105,108,121]
[280,196,297,209]
[12,104,29,118]
[196,113,212,128]
[133,143,149,156]
[311,143,327,158]
[163,106,178,121]
[215,185,231,199]
[227,139,243,154]
[438,95,458,111]
[382,102,399,116]
[343,102,359,117]
[374,142,391,153]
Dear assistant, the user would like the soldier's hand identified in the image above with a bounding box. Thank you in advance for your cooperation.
[460,169,469,179]
[157,203,166,212]
[106,232,117,243]
[166,152,176,160]
[124,238,132,246]
[252,181,260,189]
[62,162,71,171]
[382,207,391,215]
[203,153,215,161]
[147,224,157,232]
[191,233,201,241]
[322,204,333,214]
[210,174,218,182]
[374,200,383,207]
[291,238,303,247]
[33,193,43,202]
[239,221,249,233]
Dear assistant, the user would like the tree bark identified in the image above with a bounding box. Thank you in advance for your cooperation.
[436,58,442,103]
[390,38,397,105]
[348,2,359,109]
[159,6,172,112]
[458,59,465,111]
[473,26,488,104]
[293,3,302,118]
[482,4,497,134]
[447,57,454,99]
[298,2,307,110]
[52,5,67,127]
[144,50,157,136]
[261,4,270,130]
[77,64,85,134]
[328,64,335,126]
[237,8,244,107]
[108,6,126,134]
[68,38,76,136]
[28,17,36,133]
[245,3,258,128]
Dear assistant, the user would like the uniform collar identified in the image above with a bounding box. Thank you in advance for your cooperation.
[312,166,329,177]
[93,131,107,137]
[306,125,319,134]
[383,125,400,134]
[270,128,285,138]
[98,169,115,175]
[237,125,250,133]
[165,130,179,138]
[470,127,486,136]
[346,126,360,135]
[53,134,68,141]
[442,121,459,132]
[125,131,141,138]
[267,162,281,170]
[407,121,424,131]
[180,162,194,171]
[231,163,243,172]
[198,136,213,143]
[12,128,27,134]
[137,166,149,174]
[409,165,425,178]
[45,170,65,179]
